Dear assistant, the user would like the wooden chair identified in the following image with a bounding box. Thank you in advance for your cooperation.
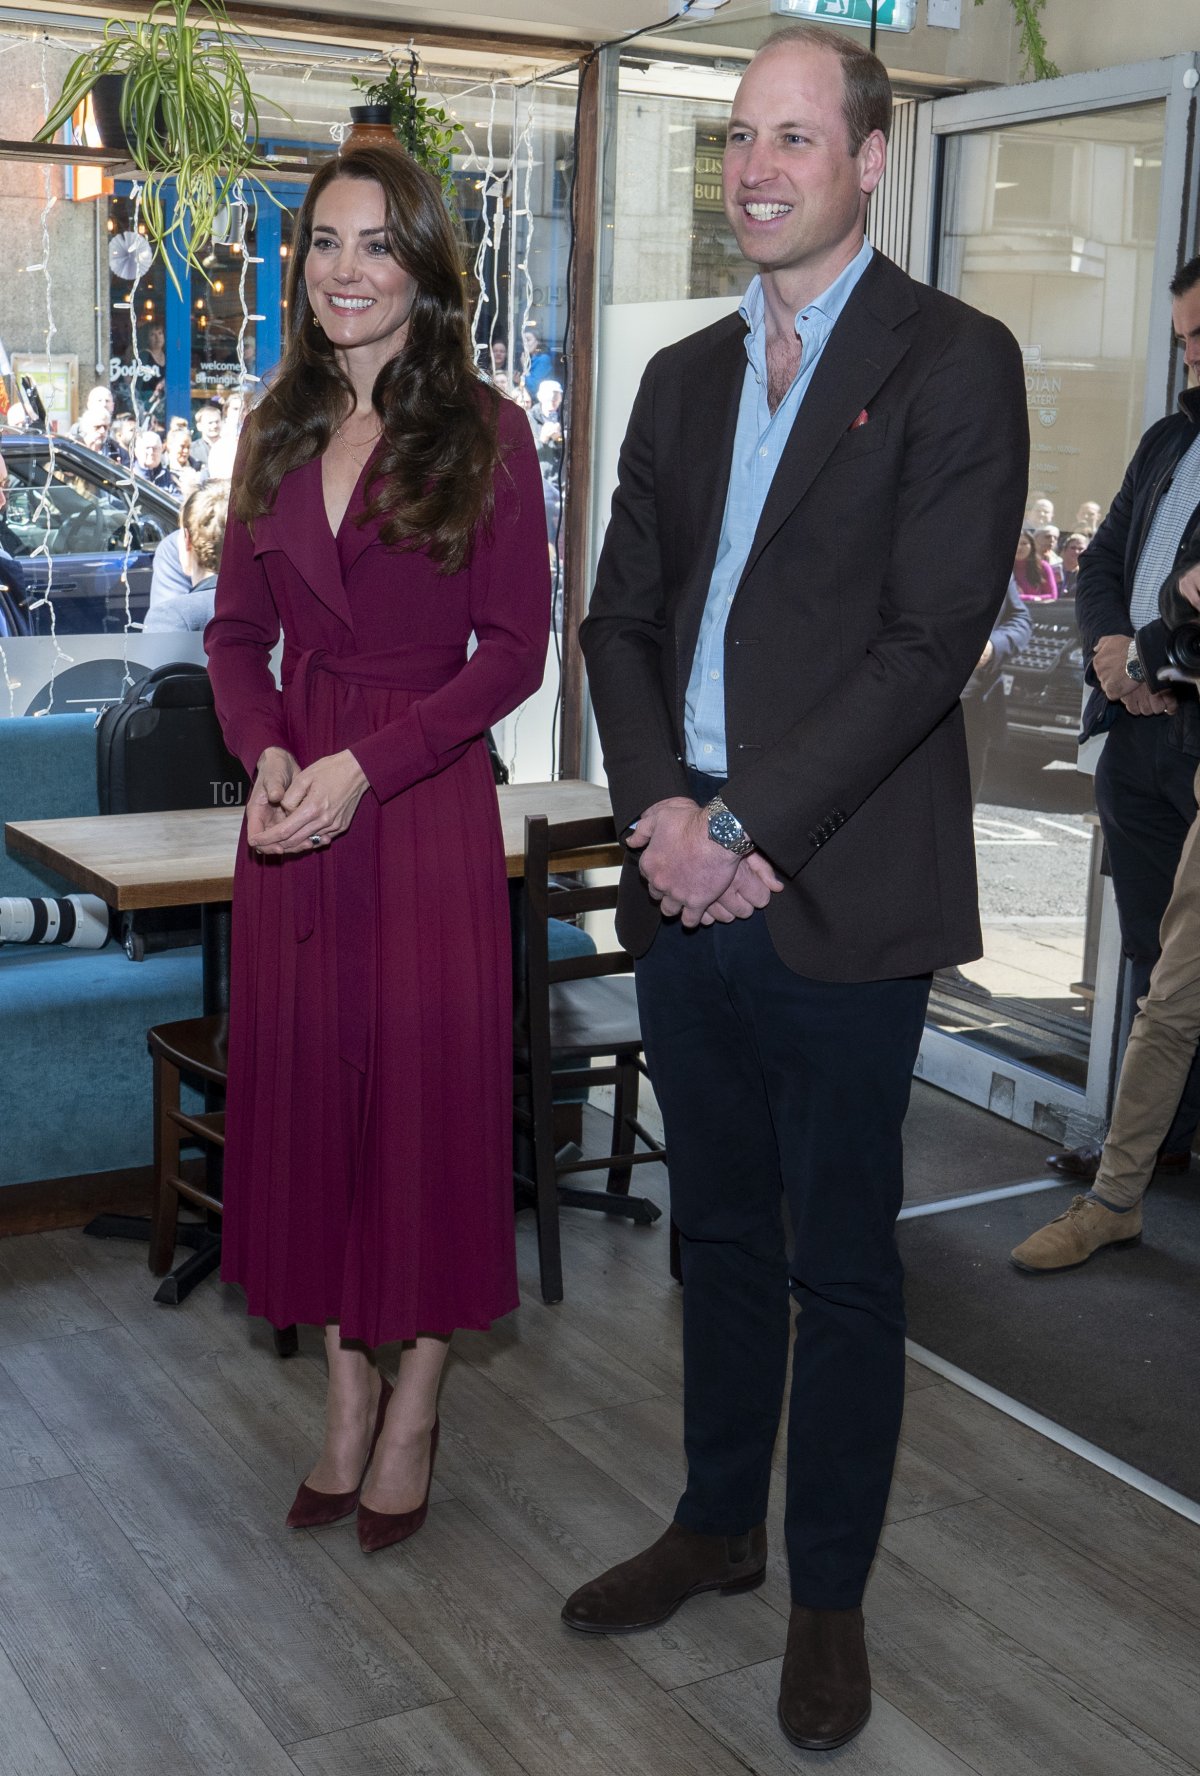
[148,1014,297,1357]
[514,814,665,1305]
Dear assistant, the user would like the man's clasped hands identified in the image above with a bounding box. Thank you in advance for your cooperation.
[628,797,784,929]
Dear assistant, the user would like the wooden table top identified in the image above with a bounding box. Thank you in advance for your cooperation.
[5,779,614,912]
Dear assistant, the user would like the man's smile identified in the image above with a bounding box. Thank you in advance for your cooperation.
[742,201,794,223]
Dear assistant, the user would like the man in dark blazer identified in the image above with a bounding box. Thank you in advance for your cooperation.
[1052,256,1200,1184]
[565,23,1028,1752]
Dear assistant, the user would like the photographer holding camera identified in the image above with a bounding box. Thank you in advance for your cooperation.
[1013,540,1200,1268]
[1036,257,1200,1199]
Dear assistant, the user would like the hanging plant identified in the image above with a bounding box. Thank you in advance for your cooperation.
[353,51,458,209]
[975,0,1061,82]
[35,0,285,292]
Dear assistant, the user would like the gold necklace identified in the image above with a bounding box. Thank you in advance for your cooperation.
[334,418,381,464]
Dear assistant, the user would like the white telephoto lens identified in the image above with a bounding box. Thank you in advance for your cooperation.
[0,897,37,942]
[0,894,111,948]
[66,895,111,949]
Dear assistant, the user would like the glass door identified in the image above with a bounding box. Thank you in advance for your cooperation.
[909,57,1200,1143]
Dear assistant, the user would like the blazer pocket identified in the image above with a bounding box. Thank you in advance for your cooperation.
[824,415,890,467]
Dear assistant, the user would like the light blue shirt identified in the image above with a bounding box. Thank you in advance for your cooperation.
[685,238,874,773]
[1129,429,1200,631]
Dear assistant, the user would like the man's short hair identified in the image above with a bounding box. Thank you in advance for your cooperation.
[759,23,892,149]
[1169,255,1200,300]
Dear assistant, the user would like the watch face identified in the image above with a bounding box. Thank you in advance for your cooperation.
[708,806,752,855]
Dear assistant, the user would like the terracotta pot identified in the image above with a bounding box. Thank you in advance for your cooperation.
[344,105,397,150]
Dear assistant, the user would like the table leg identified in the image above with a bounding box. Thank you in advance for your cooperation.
[201,900,232,1016]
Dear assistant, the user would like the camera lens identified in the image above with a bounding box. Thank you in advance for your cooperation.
[1165,622,1200,677]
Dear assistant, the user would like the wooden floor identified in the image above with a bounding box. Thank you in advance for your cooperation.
[1,1100,1199,1776]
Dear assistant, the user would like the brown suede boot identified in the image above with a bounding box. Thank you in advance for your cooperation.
[778,1605,871,1750]
[560,1522,767,1634]
[1011,1194,1143,1273]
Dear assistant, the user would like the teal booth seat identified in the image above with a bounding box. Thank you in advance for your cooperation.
[0,715,202,1191]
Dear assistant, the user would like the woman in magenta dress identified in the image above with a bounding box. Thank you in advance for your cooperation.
[205,143,549,1551]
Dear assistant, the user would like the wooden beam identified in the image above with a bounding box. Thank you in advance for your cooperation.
[30,1,586,61]
[0,138,125,167]
[228,4,584,59]
[558,49,601,782]
[0,137,321,179]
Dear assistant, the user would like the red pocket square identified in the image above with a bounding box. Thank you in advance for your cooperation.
[850,409,869,430]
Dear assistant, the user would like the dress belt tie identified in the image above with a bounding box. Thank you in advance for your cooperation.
[284,645,465,1072]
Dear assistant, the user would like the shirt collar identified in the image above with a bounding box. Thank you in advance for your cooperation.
[739,237,874,369]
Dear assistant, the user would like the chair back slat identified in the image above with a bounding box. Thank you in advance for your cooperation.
[551,951,630,984]
[517,807,664,1304]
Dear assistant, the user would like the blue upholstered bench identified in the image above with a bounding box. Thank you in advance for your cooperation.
[0,715,203,1194]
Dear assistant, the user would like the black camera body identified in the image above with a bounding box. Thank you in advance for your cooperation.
[1156,552,1200,683]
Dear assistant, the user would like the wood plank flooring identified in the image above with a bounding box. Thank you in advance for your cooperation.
[1,1100,1198,1776]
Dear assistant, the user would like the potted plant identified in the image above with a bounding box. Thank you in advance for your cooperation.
[352,52,458,207]
[36,0,282,290]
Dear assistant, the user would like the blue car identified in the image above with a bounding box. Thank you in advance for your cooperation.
[0,436,179,635]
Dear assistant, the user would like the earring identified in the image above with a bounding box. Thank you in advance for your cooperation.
[311,312,322,330]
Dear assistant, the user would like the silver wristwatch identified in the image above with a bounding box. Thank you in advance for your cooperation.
[1125,640,1145,685]
[705,796,754,857]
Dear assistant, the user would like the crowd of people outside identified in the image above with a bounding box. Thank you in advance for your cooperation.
[483,323,565,607]
[1009,490,1104,602]
[0,375,240,636]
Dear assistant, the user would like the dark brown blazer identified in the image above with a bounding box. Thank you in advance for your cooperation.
[580,250,1029,981]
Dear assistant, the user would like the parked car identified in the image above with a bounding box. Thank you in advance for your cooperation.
[1001,595,1086,763]
[0,436,179,634]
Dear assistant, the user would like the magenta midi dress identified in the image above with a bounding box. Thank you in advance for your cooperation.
[204,400,550,1345]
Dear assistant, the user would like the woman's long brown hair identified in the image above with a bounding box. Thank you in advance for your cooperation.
[234,143,502,574]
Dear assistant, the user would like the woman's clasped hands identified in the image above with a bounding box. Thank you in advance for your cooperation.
[248,745,370,855]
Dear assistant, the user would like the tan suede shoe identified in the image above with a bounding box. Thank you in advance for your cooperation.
[1011,1194,1143,1273]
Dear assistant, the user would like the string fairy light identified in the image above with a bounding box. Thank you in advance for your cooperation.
[23,36,72,711]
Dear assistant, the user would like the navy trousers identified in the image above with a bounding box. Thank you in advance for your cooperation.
[634,854,930,1610]
[1095,710,1200,1152]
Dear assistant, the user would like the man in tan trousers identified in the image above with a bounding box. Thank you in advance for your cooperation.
[1014,555,1200,1271]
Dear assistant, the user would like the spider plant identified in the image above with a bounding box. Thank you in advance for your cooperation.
[36,0,284,292]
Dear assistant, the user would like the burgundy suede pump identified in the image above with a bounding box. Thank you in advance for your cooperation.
[286,1376,393,1529]
[356,1415,440,1554]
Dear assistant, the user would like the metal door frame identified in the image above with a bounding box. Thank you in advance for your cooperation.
[910,54,1200,1140]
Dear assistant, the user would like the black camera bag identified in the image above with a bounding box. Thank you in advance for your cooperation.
[96,662,250,959]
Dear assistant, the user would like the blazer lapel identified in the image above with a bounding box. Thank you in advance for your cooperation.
[736,255,917,593]
[253,454,354,632]
[674,315,749,671]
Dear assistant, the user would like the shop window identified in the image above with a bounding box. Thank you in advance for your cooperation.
[107,194,167,423]
[191,221,258,406]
